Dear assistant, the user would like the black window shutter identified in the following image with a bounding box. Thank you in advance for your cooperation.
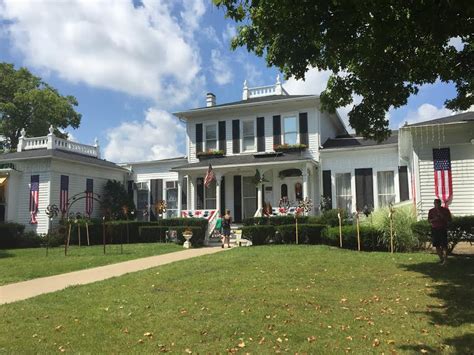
[355,168,373,211]
[273,115,281,147]
[196,177,204,210]
[257,116,265,152]
[220,176,225,216]
[150,179,163,205]
[218,121,226,154]
[127,180,134,198]
[181,177,188,210]
[322,170,332,208]
[398,166,409,201]
[233,175,242,222]
[232,120,240,154]
[196,123,203,154]
[299,112,308,146]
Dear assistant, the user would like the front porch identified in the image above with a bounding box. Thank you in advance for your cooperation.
[175,158,320,222]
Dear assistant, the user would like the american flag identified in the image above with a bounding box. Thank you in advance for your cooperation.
[85,178,93,216]
[60,175,69,215]
[204,164,215,188]
[433,148,453,206]
[29,175,39,224]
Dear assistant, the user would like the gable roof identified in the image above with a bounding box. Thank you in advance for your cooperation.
[405,111,474,127]
[322,131,398,150]
[0,149,127,171]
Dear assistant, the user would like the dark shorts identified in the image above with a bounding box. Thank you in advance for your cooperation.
[431,228,448,248]
[223,227,231,237]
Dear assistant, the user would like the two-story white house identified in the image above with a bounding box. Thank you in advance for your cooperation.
[171,78,409,222]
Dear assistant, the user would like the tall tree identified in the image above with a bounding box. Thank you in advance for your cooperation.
[0,63,81,149]
[215,1,473,141]
[101,180,135,220]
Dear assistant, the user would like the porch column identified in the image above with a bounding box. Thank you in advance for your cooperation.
[215,173,222,214]
[302,167,309,201]
[190,177,196,210]
[177,173,182,217]
[257,182,263,211]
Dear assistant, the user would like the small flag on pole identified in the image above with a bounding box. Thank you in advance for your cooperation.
[29,175,39,224]
[433,148,452,206]
[204,164,215,188]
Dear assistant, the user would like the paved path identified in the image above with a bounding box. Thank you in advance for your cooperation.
[0,247,225,305]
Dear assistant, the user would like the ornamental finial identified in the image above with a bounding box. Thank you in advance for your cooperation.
[48,125,54,134]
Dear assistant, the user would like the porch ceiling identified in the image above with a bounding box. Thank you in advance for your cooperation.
[172,153,316,172]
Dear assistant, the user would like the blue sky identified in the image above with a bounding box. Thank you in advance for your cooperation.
[0,0,460,162]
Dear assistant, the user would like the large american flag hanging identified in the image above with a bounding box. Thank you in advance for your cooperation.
[433,148,453,206]
[85,178,94,216]
[29,175,39,224]
[60,175,69,215]
[204,164,215,188]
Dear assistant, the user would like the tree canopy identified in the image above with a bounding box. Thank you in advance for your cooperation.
[215,1,473,141]
[101,180,135,220]
[0,63,81,149]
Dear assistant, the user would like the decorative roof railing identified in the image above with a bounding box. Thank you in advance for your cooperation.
[17,126,100,158]
[242,75,288,100]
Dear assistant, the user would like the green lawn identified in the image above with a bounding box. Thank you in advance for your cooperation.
[1,246,473,353]
[0,243,182,285]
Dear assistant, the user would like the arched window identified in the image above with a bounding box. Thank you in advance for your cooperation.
[281,184,288,198]
[295,182,303,201]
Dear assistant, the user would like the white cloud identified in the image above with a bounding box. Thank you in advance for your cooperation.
[210,49,233,85]
[402,103,454,126]
[104,108,185,163]
[447,36,465,51]
[284,67,331,96]
[0,0,205,108]
[222,23,236,44]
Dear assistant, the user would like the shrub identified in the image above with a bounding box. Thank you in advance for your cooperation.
[276,224,326,244]
[320,209,349,227]
[242,216,308,226]
[411,220,431,245]
[322,225,381,251]
[241,225,276,245]
[0,223,26,249]
[365,205,422,252]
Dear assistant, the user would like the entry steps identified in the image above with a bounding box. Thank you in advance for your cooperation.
[206,224,252,247]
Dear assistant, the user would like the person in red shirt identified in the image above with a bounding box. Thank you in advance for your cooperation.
[428,199,452,264]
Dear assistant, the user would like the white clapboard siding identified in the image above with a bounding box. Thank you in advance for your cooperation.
[416,143,474,217]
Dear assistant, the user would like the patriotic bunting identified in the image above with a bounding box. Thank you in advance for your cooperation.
[85,178,94,216]
[60,175,69,215]
[433,148,453,206]
[204,164,215,188]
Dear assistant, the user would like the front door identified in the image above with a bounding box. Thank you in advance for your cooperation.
[242,176,257,219]
[280,177,303,206]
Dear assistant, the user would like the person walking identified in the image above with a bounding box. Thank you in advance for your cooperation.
[428,198,452,265]
[222,209,232,248]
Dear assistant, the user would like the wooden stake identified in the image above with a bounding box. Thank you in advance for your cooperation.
[295,216,299,245]
[65,222,71,256]
[86,222,90,246]
[338,210,343,248]
[102,218,106,255]
[389,210,394,253]
[78,223,81,247]
[356,211,361,251]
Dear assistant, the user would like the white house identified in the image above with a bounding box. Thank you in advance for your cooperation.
[0,79,472,234]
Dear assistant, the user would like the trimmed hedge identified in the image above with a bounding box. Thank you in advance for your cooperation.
[322,225,381,251]
[242,224,326,245]
[242,216,308,226]
[411,215,474,253]
[0,223,26,248]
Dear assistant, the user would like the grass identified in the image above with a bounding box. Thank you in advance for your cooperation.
[1,246,473,353]
[0,243,182,285]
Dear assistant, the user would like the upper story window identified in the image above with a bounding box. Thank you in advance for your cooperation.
[242,120,255,152]
[283,116,298,145]
[205,123,217,151]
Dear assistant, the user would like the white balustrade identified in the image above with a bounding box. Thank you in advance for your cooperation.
[248,85,276,98]
[21,135,99,158]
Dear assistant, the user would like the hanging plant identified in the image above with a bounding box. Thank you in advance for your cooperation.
[252,169,269,185]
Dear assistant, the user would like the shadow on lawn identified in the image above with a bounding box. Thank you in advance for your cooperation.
[399,256,474,353]
[0,249,14,258]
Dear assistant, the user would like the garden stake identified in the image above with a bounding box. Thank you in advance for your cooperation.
[295,215,299,245]
[102,217,106,255]
[78,222,81,247]
[389,207,395,253]
[338,209,342,248]
[86,222,90,246]
[356,211,361,251]
[120,224,123,254]
[65,222,71,256]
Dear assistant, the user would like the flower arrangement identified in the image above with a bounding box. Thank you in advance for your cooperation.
[274,143,308,152]
[197,150,225,157]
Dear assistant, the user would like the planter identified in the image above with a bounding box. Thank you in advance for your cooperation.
[197,150,225,160]
[274,144,308,153]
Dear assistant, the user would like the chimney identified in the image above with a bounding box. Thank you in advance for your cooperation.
[206,92,216,107]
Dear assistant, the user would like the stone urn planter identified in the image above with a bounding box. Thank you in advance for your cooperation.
[182,229,193,249]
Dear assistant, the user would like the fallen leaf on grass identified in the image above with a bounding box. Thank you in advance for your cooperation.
[372,339,380,347]
[420,349,429,354]
[185,348,192,354]
[58,346,66,352]
[144,332,153,338]
[340,298,348,303]
[346,336,353,341]
[276,337,283,343]
[55,325,63,331]
[238,341,245,348]
[137,339,144,344]
[258,337,265,345]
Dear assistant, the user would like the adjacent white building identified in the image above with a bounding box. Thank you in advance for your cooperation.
[0,79,472,233]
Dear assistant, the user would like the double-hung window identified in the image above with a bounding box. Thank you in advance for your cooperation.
[242,120,255,152]
[283,116,298,145]
[205,180,216,209]
[377,171,395,207]
[205,124,217,151]
[336,173,352,212]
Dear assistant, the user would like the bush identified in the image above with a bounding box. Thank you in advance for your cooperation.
[322,225,381,251]
[242,225,276,245]
[320,209,349,227]
[275,224,326,244]
[0,223,26,249]
[242,216,308,226]
[365,205,422,252]
[412,215,474,253]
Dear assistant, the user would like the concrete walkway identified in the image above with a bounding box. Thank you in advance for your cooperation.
[0,247,225,305]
